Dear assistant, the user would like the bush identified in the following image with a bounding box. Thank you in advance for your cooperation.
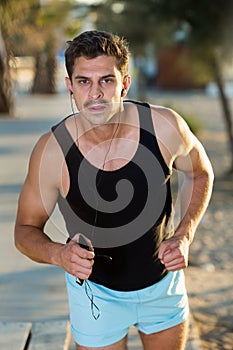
[164,103,203,135]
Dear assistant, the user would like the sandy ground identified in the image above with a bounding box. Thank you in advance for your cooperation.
[153,93,233,350]
[0,92,232,349]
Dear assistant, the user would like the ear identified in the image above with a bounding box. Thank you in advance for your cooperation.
[65,77,73,95]
[121,75,131,97]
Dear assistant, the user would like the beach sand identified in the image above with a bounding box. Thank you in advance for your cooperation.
[154,93,233,350]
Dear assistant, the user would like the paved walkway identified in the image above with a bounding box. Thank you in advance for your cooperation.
[0,93,209,349]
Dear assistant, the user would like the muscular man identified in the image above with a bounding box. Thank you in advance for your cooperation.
[15,30,214,350]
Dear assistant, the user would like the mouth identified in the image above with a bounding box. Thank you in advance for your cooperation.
[84,100,109,113]
[87,103,106,113]
[81,101,118,125]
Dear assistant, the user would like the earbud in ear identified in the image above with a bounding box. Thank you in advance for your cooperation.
[121,89,125,97]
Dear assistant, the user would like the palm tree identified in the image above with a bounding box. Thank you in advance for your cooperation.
[30,0,73,94]
[0,0,80,115]
[0,0,14,115]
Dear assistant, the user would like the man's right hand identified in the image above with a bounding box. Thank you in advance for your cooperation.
[59,234,95,281]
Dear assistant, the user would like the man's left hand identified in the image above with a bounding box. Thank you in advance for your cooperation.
[158,235,190,271]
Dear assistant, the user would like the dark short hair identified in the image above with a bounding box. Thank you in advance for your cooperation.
[65,30,130,79]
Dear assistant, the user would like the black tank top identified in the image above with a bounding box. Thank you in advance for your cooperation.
[52,101,174,291]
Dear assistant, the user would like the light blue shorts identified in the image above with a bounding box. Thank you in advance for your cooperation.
[65,270,189,347]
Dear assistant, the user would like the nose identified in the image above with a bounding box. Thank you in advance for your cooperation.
[88,83,103,100]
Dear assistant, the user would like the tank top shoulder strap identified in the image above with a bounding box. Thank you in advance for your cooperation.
[51,115,82,176]
[125,100,170,175]
[124,99,154,142]
[51,115,74,155]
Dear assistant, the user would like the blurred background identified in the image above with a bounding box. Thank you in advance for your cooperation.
[1,0,233,172]
[0,1,233,349]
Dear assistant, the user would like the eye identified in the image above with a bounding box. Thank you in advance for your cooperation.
[77,79,90,85]
[101,78,114,84]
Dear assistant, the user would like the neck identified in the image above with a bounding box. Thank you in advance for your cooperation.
[75,112,121,171]
[79,108,122,143]
[93,119,120,141]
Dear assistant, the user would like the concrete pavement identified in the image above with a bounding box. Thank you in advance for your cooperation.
[0,93,201,349]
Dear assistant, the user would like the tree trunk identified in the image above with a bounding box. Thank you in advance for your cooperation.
[31,53,46,94]
[46,50,56,94]
[212,55,233,173]
[0,30,13,115]
[31,49,57,94]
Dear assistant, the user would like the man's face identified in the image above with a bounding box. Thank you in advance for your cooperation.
[66,55,130,125]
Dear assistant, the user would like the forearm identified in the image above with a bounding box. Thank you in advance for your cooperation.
[158,170,213,270]
[14,224,64,266]
[174,170,214,243]
[15,225,95,280]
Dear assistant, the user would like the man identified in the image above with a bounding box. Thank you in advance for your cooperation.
[15,30,214,350]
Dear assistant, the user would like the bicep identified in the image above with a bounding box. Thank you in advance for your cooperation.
[174,134,212,179]
[150,105,213,179]
[16,176,58,229]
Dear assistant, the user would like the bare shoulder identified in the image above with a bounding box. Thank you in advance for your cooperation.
[150,104,191,140]
[27,130,64,187]
[149,104,195,167]
[31,130,63,161]
[149,104,213,177]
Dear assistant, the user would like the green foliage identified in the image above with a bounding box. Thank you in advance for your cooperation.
[180,114,203,136]
[0,0,80,57]
[163,102,203,135]
[94,0,233,71]
[94,1,161,55]
[0,0,83,95]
